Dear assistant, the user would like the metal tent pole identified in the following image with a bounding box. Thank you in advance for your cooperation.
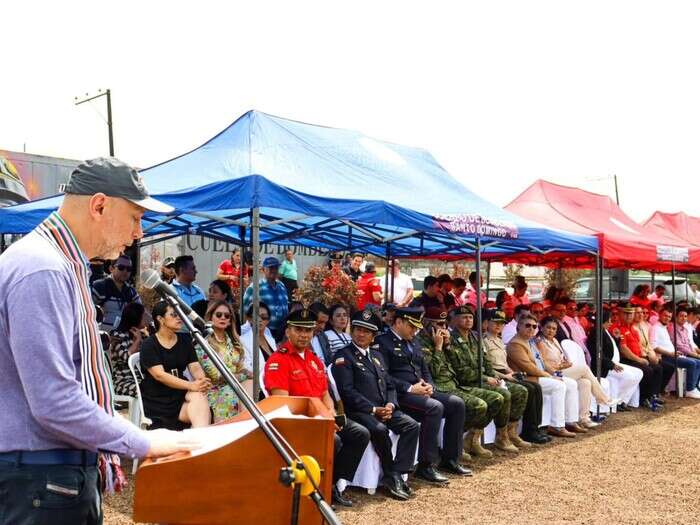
[475,237,484,387]
[485,260,492,298]
[384,243,391,304]
[672,263,679,396]
[239,226,247,323]
[251,208,261,400]
[595,252,604,418]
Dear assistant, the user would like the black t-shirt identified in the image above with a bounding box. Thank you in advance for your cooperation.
[409,292,444,309]
[140,333,198,419]
[344,267,362,282]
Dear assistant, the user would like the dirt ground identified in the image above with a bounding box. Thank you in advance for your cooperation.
[105,397,700,524]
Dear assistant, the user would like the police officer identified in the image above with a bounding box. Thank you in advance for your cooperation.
[264,308,370,507]
[375,307,469,483]
[333,310,420,500]
[447,306,527,456]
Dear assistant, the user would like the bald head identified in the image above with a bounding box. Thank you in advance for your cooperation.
[58,193,145,260]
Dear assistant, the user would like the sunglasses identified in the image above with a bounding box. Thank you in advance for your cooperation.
[524,323,538,329]
[116,264,132,272]
[259,315,270,321]
[214,312,231,320]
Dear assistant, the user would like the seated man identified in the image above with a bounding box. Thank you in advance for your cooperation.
[333,310,420,500]
[264,308,370,507]
[445,306,529,454]
[662,306,700,397]
[483,309,550,444]
[375,307,468,483]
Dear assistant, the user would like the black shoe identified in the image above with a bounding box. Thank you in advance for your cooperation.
[642,399,662,412]
[653,395,665,405]
[439,460,473,476]
[414,464,449,484]
[380,475,410,501]
[617,403,631,412]
[401,479,413,496]
[590,414,608,423]
[332,486,353,507]
[522,432,549,445]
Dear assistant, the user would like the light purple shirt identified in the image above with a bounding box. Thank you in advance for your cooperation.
[0,229,150,457]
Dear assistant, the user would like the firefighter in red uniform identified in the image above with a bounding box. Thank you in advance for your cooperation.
[264,308,369,507]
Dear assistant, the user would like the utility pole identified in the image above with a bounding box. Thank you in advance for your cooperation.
[613,174,620,205]
[74,89,114,156]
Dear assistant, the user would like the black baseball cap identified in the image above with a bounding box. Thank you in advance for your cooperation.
[64,157,173,214]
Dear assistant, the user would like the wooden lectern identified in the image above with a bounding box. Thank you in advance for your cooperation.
[133,396,336,525]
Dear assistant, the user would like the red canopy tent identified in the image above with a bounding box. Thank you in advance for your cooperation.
[643,211,700,250]
[504,180,700,271]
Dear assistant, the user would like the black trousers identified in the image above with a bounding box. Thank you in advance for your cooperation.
[0,462,102,524]
[620,358,670,400]
[333,418,370,482]
[350,410,420,476]
[517,379,543,436]
[398,391,465,465]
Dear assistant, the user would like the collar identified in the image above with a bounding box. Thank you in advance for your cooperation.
[280,340,311,356]
[389,327,405,342]
[352,342,370,356]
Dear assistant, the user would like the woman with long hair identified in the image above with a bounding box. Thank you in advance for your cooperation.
[324,303,352,356]
[109,302,146,397]
[197,300,252,421]
[537,316,617,430]
[139,301,212,429]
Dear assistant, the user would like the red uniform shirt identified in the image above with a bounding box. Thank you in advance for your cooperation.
[264,341,328,398]
[356,273,382,310]
[610,322,642,357]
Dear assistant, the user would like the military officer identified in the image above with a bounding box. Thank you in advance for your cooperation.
[333,310,420,500]
[446,306,529,455]
[264,308,370,507]
[375,307,470,482]
[413,307,494,459]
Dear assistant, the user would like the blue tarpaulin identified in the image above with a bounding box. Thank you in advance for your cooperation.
[0,111,597,258]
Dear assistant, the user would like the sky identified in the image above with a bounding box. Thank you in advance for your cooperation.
[3,1,700,222]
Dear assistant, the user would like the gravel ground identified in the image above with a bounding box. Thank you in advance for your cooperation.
[105,397,700,524]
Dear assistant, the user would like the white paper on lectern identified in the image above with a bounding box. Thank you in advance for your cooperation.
[182,405,319,457]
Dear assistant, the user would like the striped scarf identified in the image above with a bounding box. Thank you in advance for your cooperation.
[36,212,125,492]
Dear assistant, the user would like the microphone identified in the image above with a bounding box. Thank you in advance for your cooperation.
[141,269,211,334]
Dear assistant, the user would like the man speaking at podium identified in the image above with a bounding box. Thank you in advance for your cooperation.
[0,158,199,524]
[264,308,370,507]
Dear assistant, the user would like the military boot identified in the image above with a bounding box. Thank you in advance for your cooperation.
[508,422,533,448]
[495,427,519,453]
[470,429,493,459]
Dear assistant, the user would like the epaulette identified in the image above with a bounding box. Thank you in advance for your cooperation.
[278,347,288,354]
[334,357,347,366]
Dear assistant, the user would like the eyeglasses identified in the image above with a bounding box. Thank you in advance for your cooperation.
[214,312,231,320]
[260,315,270,321]
[165,312,179,319]
[116,264,132,272]
[523,323,538,329]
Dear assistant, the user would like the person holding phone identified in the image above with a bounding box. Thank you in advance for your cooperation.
[264,308,370,508]
[333,309,421,501]
[374,307,467,484]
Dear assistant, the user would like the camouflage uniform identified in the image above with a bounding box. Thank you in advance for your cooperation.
[415,331,489,430]
[447,330,528,428]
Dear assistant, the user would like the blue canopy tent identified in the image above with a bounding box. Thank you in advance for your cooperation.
[0,110,596,259]
[0,111,600,396]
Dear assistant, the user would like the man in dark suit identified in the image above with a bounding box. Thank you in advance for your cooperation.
[552,299,574,342]
[333,310,420,500]
[375,307,468,483]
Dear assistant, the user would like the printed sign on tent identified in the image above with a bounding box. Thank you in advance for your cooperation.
[433,214,519,240]
[656,245,689,263]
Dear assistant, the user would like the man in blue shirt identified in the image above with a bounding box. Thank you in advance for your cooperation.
[243,256,289,342]
[171,255,206,307]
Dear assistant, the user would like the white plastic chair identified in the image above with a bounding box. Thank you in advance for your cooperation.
[328,365,418,494]
[561,339,612,414]
[128,352,153,474]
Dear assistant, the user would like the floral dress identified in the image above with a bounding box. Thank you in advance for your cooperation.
[197,333,251,422]
[108,330,138,397]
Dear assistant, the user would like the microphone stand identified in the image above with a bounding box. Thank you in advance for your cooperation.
[161,295,340,525]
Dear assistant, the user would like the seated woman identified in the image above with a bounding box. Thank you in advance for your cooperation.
[197,301,253,422]
[140,301,212,429]
[324,304,352,356]
[537,316,617,430]
[109,302,147,397]
[240,302,277,373]
[588,310,643,411]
